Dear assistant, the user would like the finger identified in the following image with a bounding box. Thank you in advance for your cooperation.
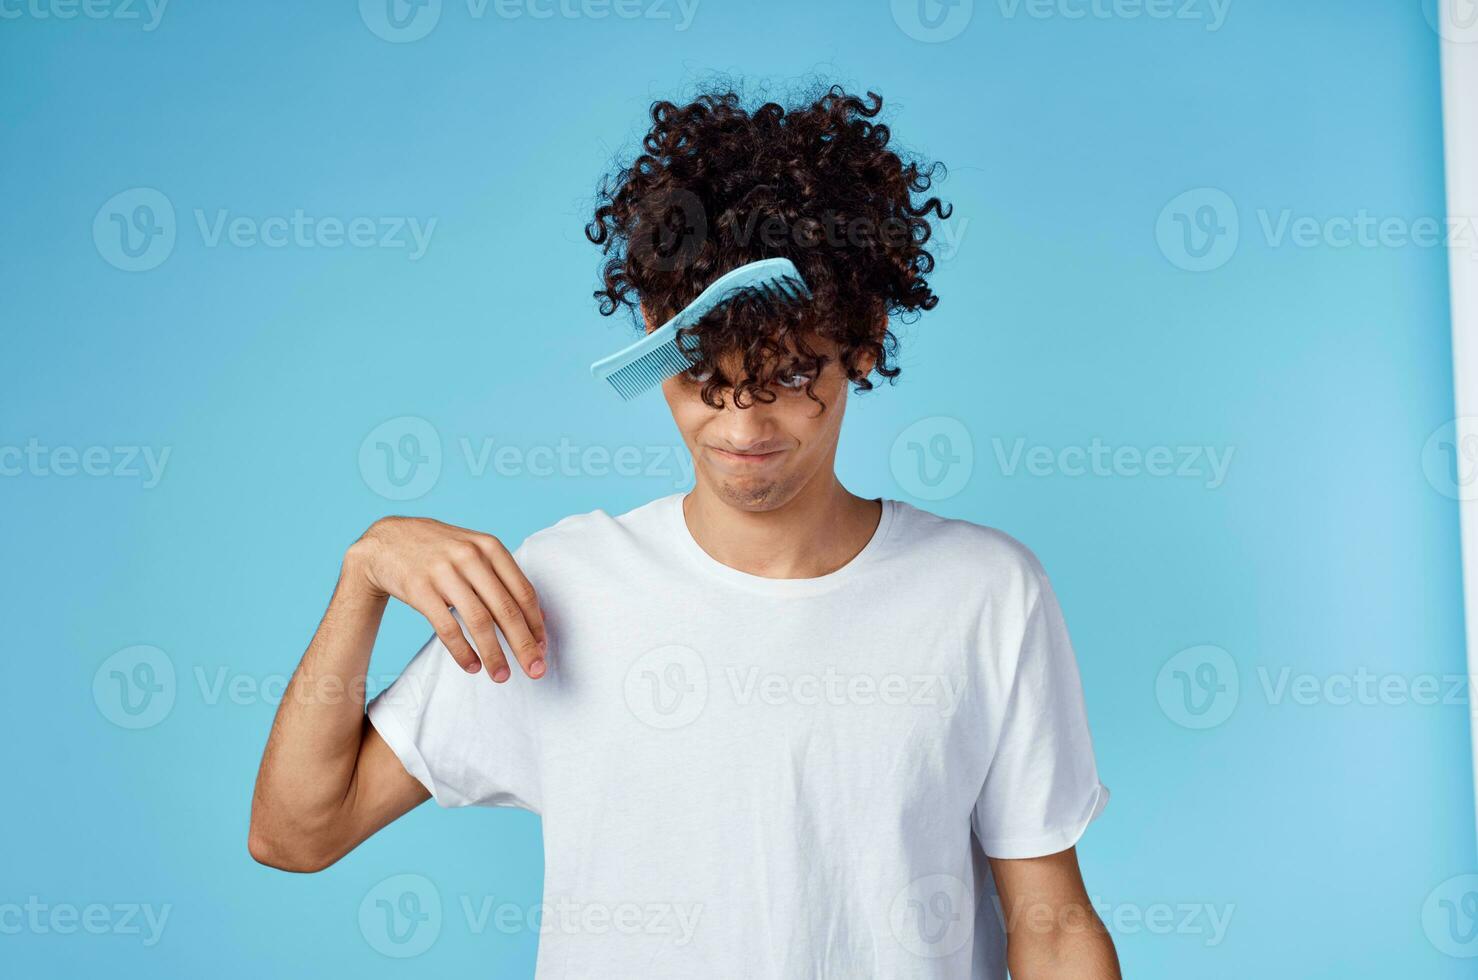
[473,536,547,647]
[435,576,512,683]
[458,554,546,679]
[408,588,481,674]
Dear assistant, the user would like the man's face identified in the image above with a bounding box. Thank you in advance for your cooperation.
[661,335,856,512]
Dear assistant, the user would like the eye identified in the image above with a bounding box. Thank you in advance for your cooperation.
[775,372,812,390]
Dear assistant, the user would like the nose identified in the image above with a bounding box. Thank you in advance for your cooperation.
[710,394,781,452]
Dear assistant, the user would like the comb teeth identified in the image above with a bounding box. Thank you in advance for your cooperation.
[591,258,813,401]
[604,341,696,401]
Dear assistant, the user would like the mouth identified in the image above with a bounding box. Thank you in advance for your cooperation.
[707,446,786,466]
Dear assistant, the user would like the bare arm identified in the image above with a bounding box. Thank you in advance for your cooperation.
[248,518,547,872]
[991,847,1121,980]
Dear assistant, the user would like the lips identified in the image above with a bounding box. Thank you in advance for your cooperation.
[708,447,785,465]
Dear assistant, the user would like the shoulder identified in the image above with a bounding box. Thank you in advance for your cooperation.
[885,500,1052,608]
[512,494,677,571]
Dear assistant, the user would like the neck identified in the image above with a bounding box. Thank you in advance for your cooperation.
[681,472,882,580]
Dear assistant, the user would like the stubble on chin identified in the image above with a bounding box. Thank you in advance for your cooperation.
[710,472,799,512]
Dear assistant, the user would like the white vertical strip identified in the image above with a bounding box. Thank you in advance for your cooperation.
[1436,0,1478,842]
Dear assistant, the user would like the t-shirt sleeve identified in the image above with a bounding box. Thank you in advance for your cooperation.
[971,565,1108,859]
[365,542,541,811]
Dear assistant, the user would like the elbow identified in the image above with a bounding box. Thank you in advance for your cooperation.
[247,821,339,874]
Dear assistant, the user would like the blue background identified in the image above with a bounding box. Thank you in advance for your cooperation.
[3,0,1473,976]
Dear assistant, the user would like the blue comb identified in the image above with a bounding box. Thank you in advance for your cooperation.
[590,257,811,401]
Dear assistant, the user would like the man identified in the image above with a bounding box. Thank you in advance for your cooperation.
[250,85,1119,979]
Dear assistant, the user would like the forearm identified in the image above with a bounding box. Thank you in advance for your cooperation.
[1006,908,1121,980]
[249,550,388,867]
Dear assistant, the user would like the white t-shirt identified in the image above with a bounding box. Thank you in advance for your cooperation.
[368,492,1108,979]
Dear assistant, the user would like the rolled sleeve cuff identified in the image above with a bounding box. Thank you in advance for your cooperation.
[977,782,1110,859]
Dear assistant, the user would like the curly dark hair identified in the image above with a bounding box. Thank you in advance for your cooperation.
[585,84,951,408]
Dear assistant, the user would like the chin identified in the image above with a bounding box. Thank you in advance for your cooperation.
[708,472,797,512]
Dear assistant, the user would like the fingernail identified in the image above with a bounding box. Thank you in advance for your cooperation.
[492,665,511,683]
[464,661,481,674]
[529,659,545,679]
